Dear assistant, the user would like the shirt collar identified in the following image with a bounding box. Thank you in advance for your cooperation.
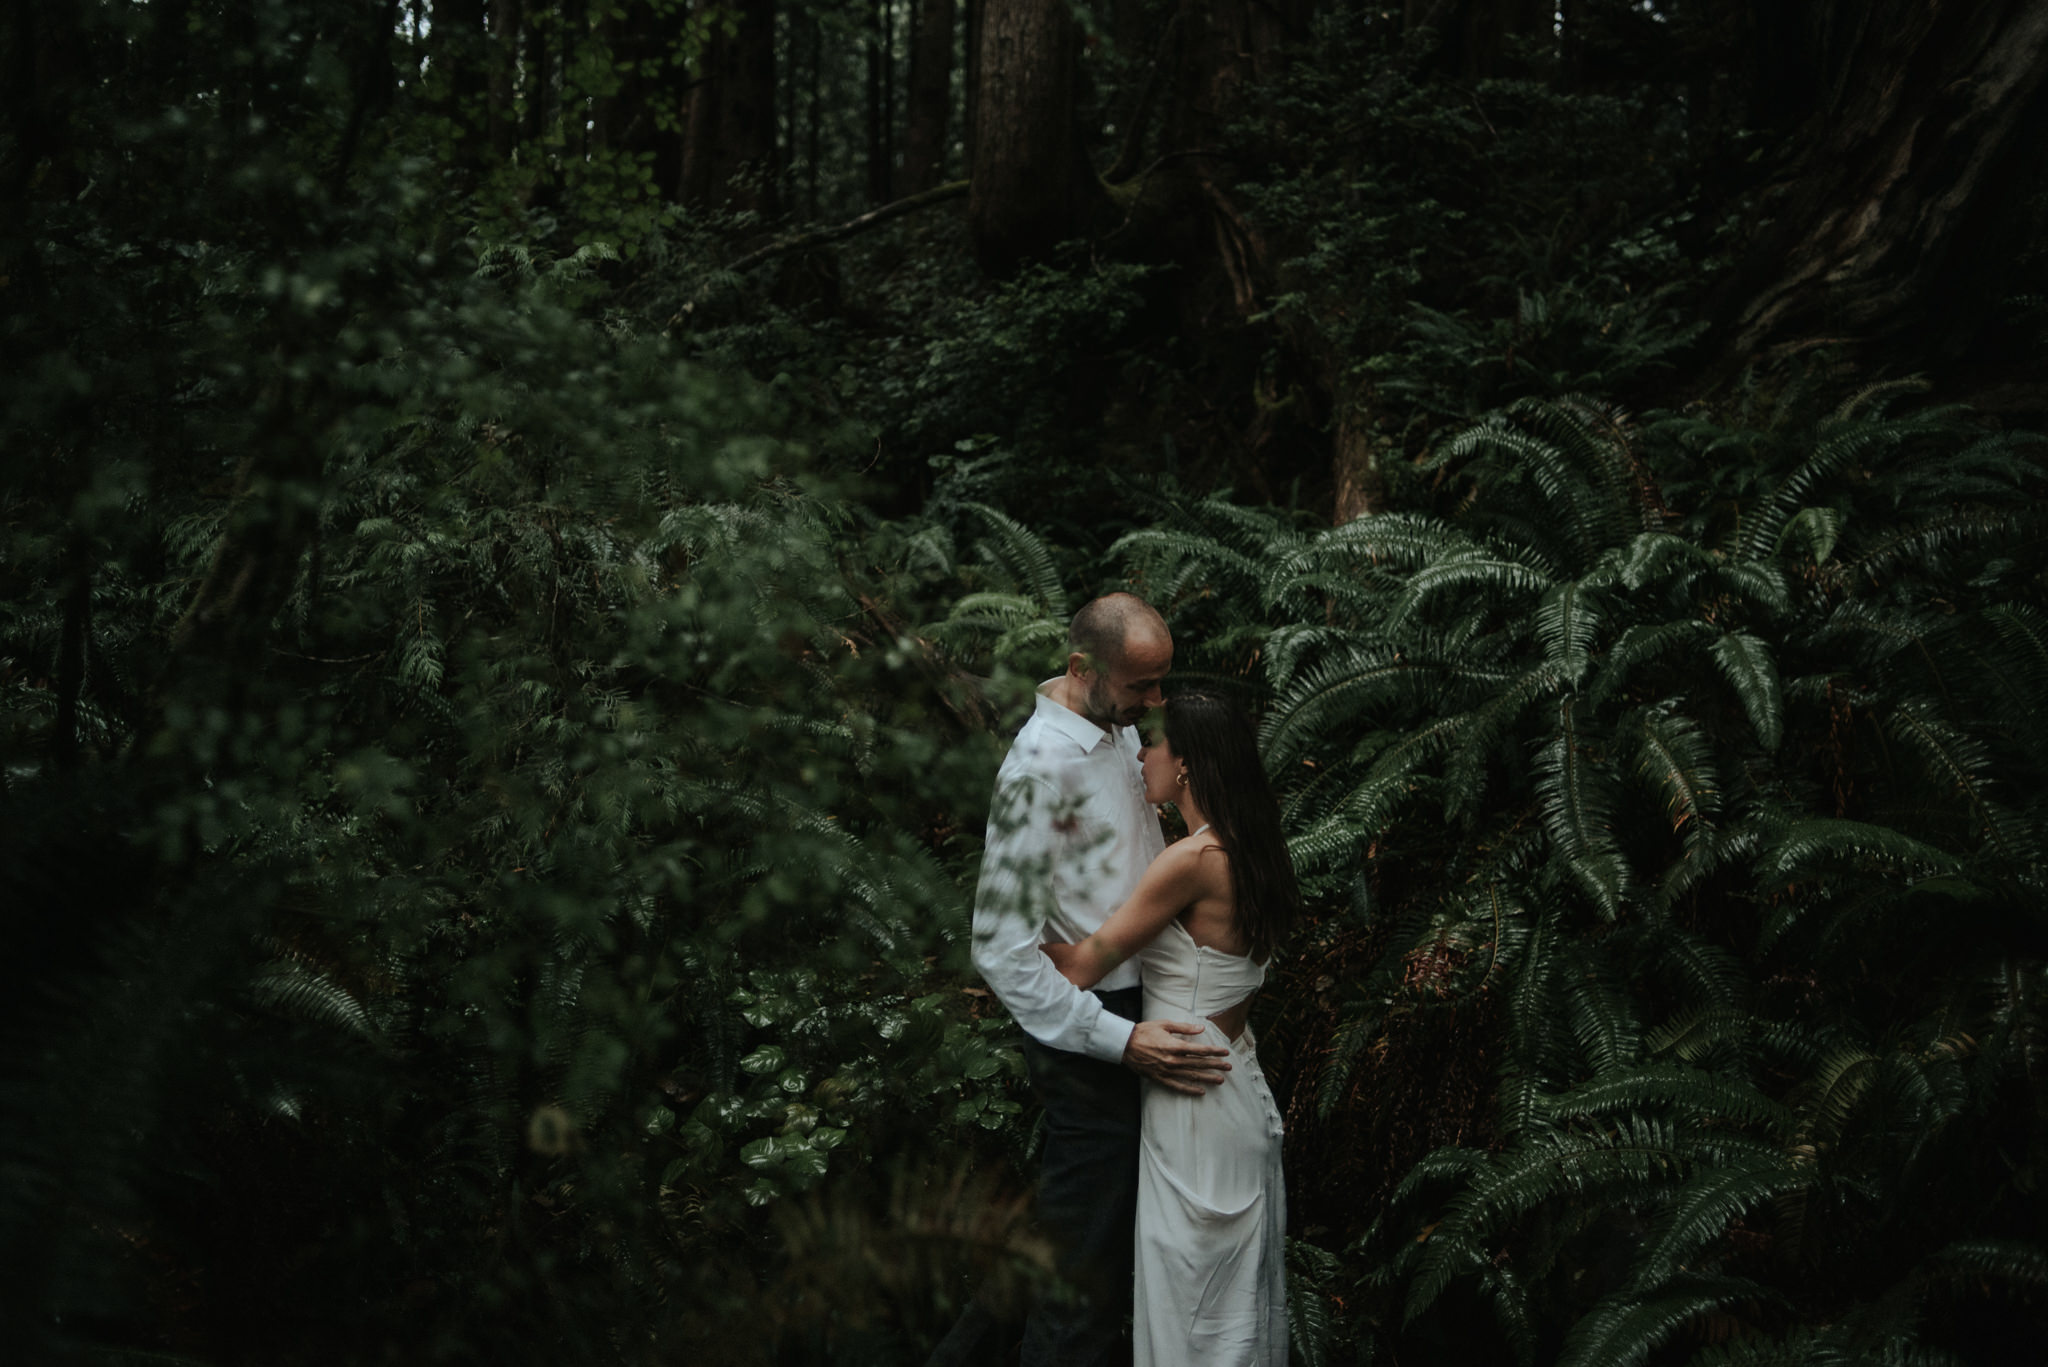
[1034,684,1114,752]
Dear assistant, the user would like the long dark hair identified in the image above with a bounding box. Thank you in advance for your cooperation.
[1166,692,1300,962]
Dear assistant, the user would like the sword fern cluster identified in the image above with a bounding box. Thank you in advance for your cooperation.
[1114,392,2047,1365]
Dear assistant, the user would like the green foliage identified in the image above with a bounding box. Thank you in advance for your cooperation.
[0,6,1053,1361]
[1109,393,2048,1365]
[9,3,2048,1365]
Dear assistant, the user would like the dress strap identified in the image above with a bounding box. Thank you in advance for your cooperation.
[1187,823,1211,838]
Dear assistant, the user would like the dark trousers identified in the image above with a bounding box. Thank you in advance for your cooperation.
[926,987,1143,1367]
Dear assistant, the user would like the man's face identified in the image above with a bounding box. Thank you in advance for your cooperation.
[1080,631,1173,729]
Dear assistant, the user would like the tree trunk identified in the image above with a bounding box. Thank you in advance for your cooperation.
[683,0,779,211]
[806,9,822,217]
[1331,386,1387,524]
[431,0,491,174]
[865,0,891,204]
[523,6,551,145]
[899,0,954,193]
[968,0,1108,272]
[487,0,522,162]
[963,0,984,172]
[1717,0,2048,367]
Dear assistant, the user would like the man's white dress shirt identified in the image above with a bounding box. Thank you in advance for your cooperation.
[972,686,1166,1064]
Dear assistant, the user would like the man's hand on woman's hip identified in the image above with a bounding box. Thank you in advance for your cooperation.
[1122,1019,1230,1096]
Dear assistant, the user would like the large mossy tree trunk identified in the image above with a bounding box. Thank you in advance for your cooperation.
[1717,0,2048,368]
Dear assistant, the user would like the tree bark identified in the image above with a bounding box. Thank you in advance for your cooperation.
[899,0,955,193]
[683,0,779,211]
[865,0,891,204]
[968,0,1108,272]
[1331,385,1387,524]
[963,0,984,172]
[1716,0,2048,367]
[523,5,551,145]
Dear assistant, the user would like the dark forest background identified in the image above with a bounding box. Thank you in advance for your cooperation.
[5,2,2047,1363]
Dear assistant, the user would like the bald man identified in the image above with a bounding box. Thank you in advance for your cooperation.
[953,593,1231,1367]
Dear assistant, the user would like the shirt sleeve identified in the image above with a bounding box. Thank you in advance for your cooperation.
[970,771,1137,1064]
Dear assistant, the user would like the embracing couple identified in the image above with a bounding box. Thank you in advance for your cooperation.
[935,592,1299,1367]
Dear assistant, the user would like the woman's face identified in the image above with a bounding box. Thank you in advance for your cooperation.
[1140,729,1186,806]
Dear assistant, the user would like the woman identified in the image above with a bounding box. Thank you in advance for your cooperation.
[1043,691,1300,1367]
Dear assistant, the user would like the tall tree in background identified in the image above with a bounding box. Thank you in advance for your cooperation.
[898,0,954,192]
[685,0,781,210]
[967,0,1104,270]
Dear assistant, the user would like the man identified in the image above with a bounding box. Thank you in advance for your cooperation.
[947,592,1231,1367]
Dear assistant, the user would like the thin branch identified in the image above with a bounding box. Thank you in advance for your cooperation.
[718,179,969,279]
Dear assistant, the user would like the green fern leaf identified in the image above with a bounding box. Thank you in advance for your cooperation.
[1631,705,1720,840]
[1559,1276,1778,1367]
[1764,818,1962,882]
[1537,698,1630,919]
[1710,632,1782,750]
[962,502,1068,616]
[250,961,379,1043]
[1535,1063,1789,1133]
[1537,579,1604,682]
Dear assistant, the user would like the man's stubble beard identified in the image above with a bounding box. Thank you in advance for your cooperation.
[1083,673,1124,730]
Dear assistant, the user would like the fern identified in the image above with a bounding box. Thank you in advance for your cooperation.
[960,501,1069,617]
[1709,632,1783,751]
[1537,698,1631,920]
[1558,1276,1778,1367]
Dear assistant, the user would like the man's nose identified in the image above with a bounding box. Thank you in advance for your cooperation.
[1143,683,1165,707]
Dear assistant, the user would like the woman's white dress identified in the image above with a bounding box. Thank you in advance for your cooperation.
[1133,915,1288,1365]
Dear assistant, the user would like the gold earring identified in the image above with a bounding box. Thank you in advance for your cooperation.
[1176,772,1188,788]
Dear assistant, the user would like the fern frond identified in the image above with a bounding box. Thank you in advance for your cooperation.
[1263,648,1499,764]
[1915,1237,2048,1292]
[1287,1239,1343,1367]
[1590,618,1716,708]
[1444,662,1569,815]
[1846,506,2038,586]
[1537,579,1605,682]
[961,502,1068,616]
[1773,506,1843,563]
[1741,412,1923,560]
[1383,548,1555,634]
[1645,1006,1756,1063]
[1631,705,1720,839]
[1763,818,1961,881]
[1564,964,1642,1071]
[1602,532,1717,594]
[1537,698,1630,920]
[1533,1063,1788,1133]
[1632,1163,1809,1293]
[1710,632,1783,750]
[1278,511,1471,580]
[250,960,379,1043]
[1558,1276,1778,1367]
